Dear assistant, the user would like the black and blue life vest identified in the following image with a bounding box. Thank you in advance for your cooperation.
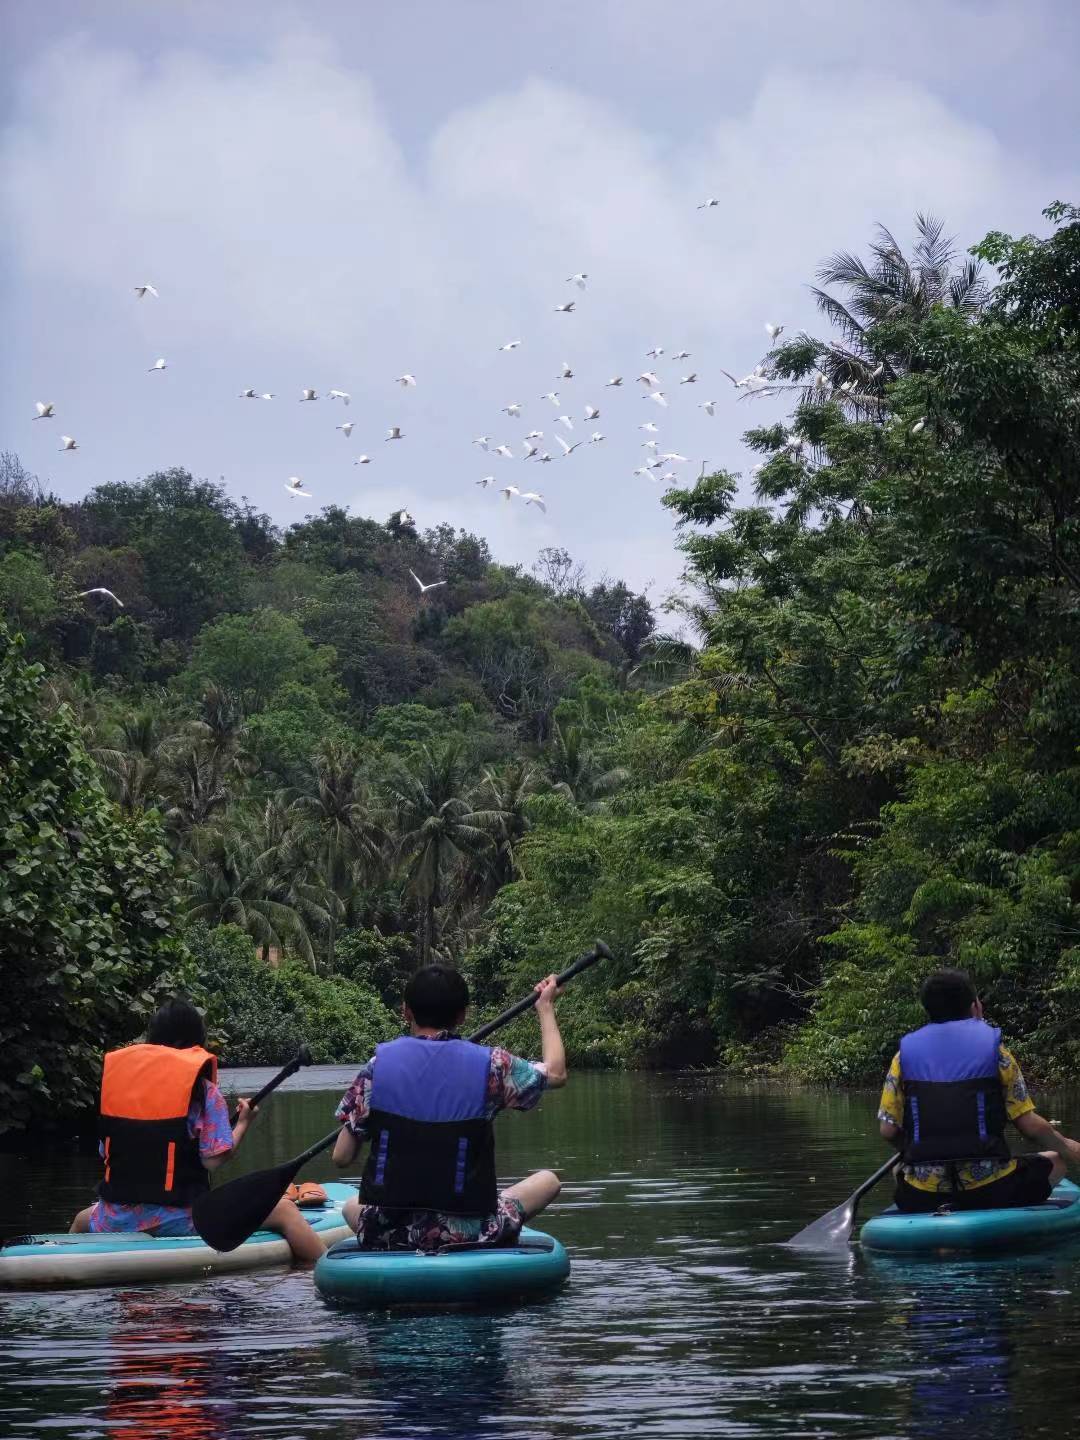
[360,1036,498,1215]
[899,1018,1010,1166]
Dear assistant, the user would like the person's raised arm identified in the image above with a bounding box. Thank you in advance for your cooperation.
[203,1096,255,1172]
[333,1125,360,1168]
[534,974,567,1089]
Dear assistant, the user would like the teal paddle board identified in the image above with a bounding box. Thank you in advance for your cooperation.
[315,1226,570,1307]
[861,1178,1080,1254]
[0,1181,354,1289]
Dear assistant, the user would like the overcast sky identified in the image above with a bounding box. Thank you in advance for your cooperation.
[3,1,1078,609]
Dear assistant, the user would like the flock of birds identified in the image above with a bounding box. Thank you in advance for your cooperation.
[32,206,923,607]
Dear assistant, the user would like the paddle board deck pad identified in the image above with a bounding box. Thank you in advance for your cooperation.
[315,1226,570,1307]
[0,1181,354,1289]
[861,1178,1080,1254]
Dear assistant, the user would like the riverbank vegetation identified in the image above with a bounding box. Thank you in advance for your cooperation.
[2,199,1078,1130]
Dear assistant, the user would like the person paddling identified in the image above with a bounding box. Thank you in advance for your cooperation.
[70,998,324,1262]
[878,969,1080,1211]
[332,964,566,1250]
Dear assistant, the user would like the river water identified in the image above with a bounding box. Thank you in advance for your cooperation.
[2,1069,1079,1438]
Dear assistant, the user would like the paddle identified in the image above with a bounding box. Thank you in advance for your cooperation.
[192,941,612,1252]
[229,1043,312,1127]
[785,1154,900,1250]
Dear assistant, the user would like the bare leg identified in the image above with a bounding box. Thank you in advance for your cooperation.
[264,1197,326,1264]
[342,1195,361,1232]
[69,1207,94,1234]
[1042,1151,1068,1187]
[502,1169,561,1223]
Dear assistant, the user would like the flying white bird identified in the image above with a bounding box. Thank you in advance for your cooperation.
[554,301,576,314]
[638,372,660,387]
[661,452,688,463]
[393,510,414,526]
[646,347,664,359]
[502,403,523,417]
[606,376,623,387]
[584,405,600,420]
[300,388,318,401]
[680,373,698,385]
[558,415,574,431]
[697,198,719,209]
[566,273,588,289]
[671,350,691,361]
[646,391,669,408]
[285,477,311,497]
[328,390,351,405]
[559,362,574,379]
[148,358,167,372]
[521,492,547,512]
[501,486,520,501]
[911,417,926,434]
[239,388,257,399]
[765,322,784,340]
[590,431,604,444]
[337,422,354,437]
[719,369,774,394]
[640,422,659,433]
[642,440,659,452]
[474,436,491,450]
[523,443,539,459]
[133,284,159,299]
[536,452,553,464]
[386,426,404,440]
[498,340,522,351]
[396,374,417,387]
[541,392,561,407]
[494,444,514,459]
[557,435,583,456]
[78,588,124,606]
[659,472,679,484]
[409,569,447,595]
[260,393,275,400]
[525,430,544,441]
[33,402,55,419]
[59,435,78,451]
[476,476,497,488]
[648,458,664,470]
[354,455,372,465]
[699,400,717,416]
[633,466,651,478]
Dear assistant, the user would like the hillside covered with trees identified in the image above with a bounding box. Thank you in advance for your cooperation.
[3,199,1079,1131]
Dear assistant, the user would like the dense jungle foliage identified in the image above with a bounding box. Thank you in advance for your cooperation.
[3,200,1079,1131]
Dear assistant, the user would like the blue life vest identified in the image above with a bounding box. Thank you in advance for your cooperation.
[898,1018,1010,1166]
[360,1036,498,1215]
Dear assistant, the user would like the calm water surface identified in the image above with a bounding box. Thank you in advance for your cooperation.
[2,1070,1079,1439]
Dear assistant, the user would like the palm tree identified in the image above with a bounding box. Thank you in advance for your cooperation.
[91,701,178,814]
[463,760,540,903]
[808,213,989,400]
[380,741,505,963]
[546,722,629,814]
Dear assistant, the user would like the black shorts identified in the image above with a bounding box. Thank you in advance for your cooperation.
[894,1155,1055,1214]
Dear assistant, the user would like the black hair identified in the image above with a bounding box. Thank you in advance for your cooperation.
[920,968,978,1023]
[404,965,470,1030]
[147,997,207,1049]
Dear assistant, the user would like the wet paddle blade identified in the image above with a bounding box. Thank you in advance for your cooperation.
[786,1198,857,1250]
[192,1156,303,1252]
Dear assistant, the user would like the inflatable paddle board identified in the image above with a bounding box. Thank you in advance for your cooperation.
[861,1178,1080,1254]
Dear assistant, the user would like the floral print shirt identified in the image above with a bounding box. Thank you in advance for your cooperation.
[878,1045,1035,1193]
[335,1032,548,1249]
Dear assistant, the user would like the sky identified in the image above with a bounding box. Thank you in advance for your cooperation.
[2,1,1078,612]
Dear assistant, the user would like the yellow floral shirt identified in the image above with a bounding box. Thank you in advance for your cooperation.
[878,1045,1035,1192]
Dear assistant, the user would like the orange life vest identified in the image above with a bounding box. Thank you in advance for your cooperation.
[98,1044,220,1206]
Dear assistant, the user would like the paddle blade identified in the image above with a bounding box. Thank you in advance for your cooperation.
[192,1157,302,1252]
[786,1198,857,1250]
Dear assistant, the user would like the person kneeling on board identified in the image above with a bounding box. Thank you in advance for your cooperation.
[879,968,1080,1212]
[332,964,566,1250]
[70,998,324,1262]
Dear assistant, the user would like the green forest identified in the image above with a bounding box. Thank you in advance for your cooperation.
[3,200,1080,1133]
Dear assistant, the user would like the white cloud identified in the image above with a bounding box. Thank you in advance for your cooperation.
[2,26,1076,605]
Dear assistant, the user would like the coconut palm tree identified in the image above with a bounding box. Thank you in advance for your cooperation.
[380,741,506,963]
[546,723,629,814]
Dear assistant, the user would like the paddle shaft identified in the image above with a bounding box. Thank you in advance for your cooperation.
[229,1044,311,1127]
[279,941,613,1170]
[853,1154,900,1205]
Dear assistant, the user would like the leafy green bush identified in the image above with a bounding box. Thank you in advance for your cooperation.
[0,627,196,1133]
